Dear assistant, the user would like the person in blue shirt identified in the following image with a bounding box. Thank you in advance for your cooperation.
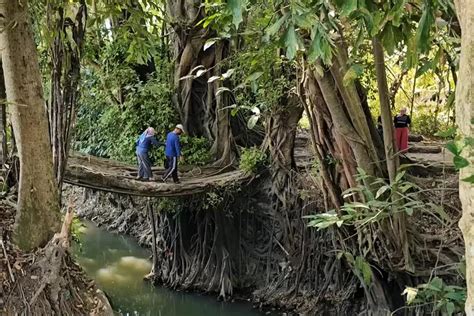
[136,127,162,181]
[162,124,184,183]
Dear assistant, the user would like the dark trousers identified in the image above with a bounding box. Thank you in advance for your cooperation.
[137,152,153,179]
[163,156,179,182]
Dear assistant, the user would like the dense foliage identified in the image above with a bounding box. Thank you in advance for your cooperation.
[4,0,468,314]
[72,17,211,165]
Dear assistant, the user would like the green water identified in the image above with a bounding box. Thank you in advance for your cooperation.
[73,221,266,316]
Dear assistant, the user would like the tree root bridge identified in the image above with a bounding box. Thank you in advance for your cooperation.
[64,153,252,197]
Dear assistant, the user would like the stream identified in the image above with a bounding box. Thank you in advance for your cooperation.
[73,221,268,316]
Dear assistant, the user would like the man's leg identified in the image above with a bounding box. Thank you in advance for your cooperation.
[172,157,179,183]
[162,156,176,181]
[142,153,153,179]
[137,154,144,179]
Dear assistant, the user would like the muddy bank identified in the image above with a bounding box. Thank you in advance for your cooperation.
[65,185,153,248]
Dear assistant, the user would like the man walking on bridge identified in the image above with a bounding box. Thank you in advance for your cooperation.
[136,127,162,181]
[162,124,184,184]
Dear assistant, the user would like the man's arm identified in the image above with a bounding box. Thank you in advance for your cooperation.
[151,136,165,147]
[174,136,181,157]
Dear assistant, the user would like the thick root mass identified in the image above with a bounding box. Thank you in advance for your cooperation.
[0,201,113,315]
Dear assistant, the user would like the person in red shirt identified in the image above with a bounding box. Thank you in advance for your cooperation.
[394,108,411,153]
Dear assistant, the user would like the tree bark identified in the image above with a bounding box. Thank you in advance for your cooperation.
[167,0,239,164]
[0,61,7,166]
[313,66,379,180]
[0,0,60,250]
[454,1,474,314]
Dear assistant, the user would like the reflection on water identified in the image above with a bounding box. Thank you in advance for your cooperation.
[73,221,265,316]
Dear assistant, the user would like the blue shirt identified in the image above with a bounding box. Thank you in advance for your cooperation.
[136,135,161,155]
[165,132,181,157]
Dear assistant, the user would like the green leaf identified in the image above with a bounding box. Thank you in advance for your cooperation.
[284,24,298,60]
[415,60,433,78]
[462,174,474,184]
[375,185,390,199]
[355,256,372,285]
[405,35,419,69]
[227,0,244,29]
[295,12,315,29]
[266,14,287,37]
[446,302,455,316]
[454,156,469,170]
[245,72,263,83]
[308,24,333,65]
[395,171,406,182]
[381,24,395,55]
[435,126,457,138]
[429,277,443,291]
[446,141,460,155]
[341,0,357,16]
[415,3,434,53]
[391,0,406,26]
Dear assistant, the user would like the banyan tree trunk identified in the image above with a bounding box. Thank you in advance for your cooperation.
[0,0,61,250]
[298,58,398,312]
[47,1,87,191]
[167,0,236,164]
[265,94,303,215]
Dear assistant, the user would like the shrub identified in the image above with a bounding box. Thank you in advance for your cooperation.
[179,136,212,166]
[403,277,466,316]
[239,147,267,174]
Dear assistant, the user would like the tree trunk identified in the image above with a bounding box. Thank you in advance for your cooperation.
[167,0,239,164]
[372,37,412,272]
[47,1,87,191]
[0,61,7,166]
[372,37,398,183]
[454,1,474,314]
[0,0,60,250]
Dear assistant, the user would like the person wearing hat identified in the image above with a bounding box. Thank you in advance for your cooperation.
[136,127,163,181]
[162,124,185,183]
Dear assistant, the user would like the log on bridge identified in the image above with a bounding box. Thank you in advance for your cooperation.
[64,154,252,197]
